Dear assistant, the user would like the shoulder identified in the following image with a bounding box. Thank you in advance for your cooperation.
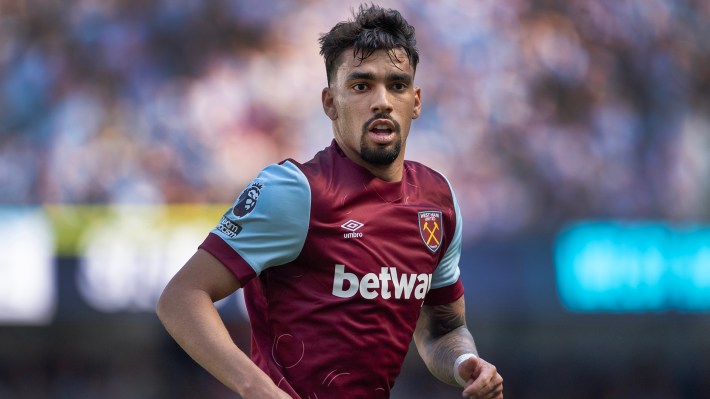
[265,159,306,181]
[256,160,310,194]
[285,143,337,179]
[404,160,456,199]
[404,160,461,237]
[285,143,356,197]
[234,161,311,219]
[404,160,450,182]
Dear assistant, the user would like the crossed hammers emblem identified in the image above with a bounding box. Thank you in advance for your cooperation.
[422,221,440,246]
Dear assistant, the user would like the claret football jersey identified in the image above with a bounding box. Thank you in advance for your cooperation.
[200,140,465,399]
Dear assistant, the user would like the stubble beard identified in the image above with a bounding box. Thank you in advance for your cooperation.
[360,139,401,165]
[360,115,402,166]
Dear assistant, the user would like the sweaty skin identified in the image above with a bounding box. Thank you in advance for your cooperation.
[322,48,421,182]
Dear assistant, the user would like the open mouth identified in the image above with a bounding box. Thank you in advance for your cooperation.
[370,123,393,134]
[367,119,397,143]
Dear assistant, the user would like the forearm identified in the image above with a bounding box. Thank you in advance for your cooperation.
[413,297,479,386]
[414,321,478,386]
[156,286,274,395]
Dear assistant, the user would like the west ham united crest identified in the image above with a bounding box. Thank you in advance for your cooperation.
[419,211,443,252]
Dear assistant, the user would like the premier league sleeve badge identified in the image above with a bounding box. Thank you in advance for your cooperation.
[233,180,264,218]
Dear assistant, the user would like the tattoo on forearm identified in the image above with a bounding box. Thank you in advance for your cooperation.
[414,298,478,385]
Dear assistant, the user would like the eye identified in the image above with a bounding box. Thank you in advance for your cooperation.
[352,83,368,91]
[391,82,407,91]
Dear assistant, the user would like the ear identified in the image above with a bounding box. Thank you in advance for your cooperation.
[412,87,422,119]
[322,87,338,120]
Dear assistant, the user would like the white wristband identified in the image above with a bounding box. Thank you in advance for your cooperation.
[453,353,478,387]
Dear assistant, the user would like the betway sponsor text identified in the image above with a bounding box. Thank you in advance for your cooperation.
[332,264,432,300]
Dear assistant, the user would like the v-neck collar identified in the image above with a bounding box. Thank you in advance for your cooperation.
[331,140,404,203]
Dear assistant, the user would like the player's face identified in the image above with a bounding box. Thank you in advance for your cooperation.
[322,48,421,172]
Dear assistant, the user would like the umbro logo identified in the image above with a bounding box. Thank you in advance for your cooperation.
[341,220,364,231]
[341,219,364,239]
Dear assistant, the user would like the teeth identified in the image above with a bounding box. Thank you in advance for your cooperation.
[374,124,389,129]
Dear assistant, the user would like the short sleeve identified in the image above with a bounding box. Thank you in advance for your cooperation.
[425,176,464,305]
[200,161,311,285]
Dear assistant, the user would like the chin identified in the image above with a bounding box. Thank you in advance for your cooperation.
[360,143,401,166]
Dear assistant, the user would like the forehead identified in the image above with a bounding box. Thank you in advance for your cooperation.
[334,48,414,80]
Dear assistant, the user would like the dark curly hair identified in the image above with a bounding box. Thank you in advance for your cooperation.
[318,4,419,85]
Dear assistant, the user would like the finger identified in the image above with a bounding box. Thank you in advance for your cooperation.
[462,369,501,397]
[462,374,492,394]
[458,357,481,376]
[463,383,500,399]
[481,383,503,399]
[457,357,482,384]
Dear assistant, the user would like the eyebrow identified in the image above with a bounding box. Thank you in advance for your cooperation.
[345,71,413,85]
[345,71,376,82]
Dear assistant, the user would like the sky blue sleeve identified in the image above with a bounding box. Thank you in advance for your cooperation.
[210,161,311,275]
[431,176,462,289]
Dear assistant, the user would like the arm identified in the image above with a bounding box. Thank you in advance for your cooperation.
[413,296,503,398]
[156,249,291,399]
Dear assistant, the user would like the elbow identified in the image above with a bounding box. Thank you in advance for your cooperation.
[155,284,174,325]
[155,292,165,322]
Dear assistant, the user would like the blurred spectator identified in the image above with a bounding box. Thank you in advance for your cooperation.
[1,0,707,240]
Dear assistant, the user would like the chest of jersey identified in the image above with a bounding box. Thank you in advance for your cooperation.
[308,194,445,299]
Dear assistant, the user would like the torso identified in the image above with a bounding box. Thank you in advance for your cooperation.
[243,143,460,398]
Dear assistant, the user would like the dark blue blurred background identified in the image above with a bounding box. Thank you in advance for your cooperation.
[1,0,709,397]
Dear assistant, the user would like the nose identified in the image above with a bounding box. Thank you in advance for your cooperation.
[370,85,393,114]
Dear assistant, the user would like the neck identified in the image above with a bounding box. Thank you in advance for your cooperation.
[365,162,404,182]
[336,141,404,182]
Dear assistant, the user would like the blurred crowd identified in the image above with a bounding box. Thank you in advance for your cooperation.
[1,0,708,241]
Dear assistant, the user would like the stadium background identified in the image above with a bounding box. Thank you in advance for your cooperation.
[1,0,709,397]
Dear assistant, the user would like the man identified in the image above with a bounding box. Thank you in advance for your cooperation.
[157,4,503,399]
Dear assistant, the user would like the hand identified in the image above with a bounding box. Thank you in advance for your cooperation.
[457,356,503,399]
